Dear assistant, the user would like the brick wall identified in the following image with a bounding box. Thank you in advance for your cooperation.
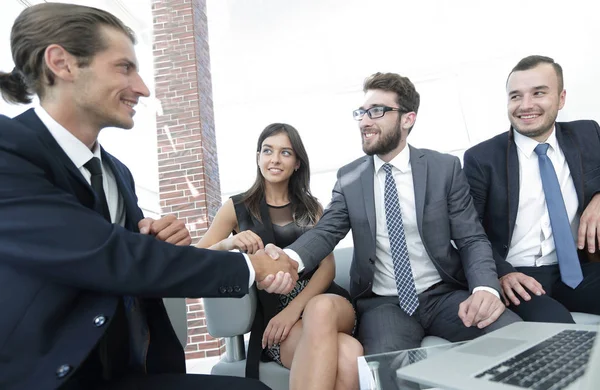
[151,0,225,359]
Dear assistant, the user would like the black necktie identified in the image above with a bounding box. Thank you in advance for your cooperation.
[82,157,130,379]
[84,157,111,222]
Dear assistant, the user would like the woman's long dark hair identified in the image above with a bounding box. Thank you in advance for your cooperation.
[241,123,322,226]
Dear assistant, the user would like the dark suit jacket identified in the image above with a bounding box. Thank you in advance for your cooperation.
[463,121,600,277]
[0,109,249,389]
[289,146,500,301]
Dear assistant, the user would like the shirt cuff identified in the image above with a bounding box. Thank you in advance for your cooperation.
[283,248,305,272]
[473,286,499,299]
[242,253,255,288]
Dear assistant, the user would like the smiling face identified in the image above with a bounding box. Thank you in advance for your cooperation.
[257,132,300,185]
[72,26,150,130]
[507,63,566,141]
[358,89,415,160]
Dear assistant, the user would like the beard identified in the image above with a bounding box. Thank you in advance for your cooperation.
[362,119,402,156]
[509,112,557,139]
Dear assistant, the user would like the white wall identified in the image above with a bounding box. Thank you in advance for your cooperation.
[0,0,159,217]
[206,0,600,219]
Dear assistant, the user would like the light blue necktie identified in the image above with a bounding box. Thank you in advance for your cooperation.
[382,163,419,315]
[534,143,583,289]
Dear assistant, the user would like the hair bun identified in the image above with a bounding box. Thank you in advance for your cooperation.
[0,67,32,104]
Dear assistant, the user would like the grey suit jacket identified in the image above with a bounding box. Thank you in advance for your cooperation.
[289,145,501,300]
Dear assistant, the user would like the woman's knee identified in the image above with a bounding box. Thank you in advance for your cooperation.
[338,333,363,365]
[303,295,338,327]
[337,334,363,389]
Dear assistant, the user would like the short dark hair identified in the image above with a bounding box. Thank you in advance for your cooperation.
[363,72,420,133]
[0,3,135,104]
[363,72,420,114]
[508,55,564,92]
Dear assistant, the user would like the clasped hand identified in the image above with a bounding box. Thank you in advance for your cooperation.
[249,244,299,295]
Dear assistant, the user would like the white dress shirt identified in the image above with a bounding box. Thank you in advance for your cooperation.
[506,128,580,268]
[372,147,442,294]
[35,106,256,286]
[287,144,498,298]
[35,106,125,225]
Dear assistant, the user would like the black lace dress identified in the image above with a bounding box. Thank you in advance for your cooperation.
[231,195,353,375]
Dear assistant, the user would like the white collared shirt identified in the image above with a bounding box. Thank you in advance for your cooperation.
[506,127,580,268]
[34,106,125,225]
[372,146,442,294]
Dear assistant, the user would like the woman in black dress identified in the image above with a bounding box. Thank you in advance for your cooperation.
[197,123,362,390]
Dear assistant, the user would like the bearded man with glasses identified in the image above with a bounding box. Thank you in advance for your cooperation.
[265,72,520,387]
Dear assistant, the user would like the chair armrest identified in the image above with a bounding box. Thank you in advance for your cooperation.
[162,297,188,348]
[204,284,257,337]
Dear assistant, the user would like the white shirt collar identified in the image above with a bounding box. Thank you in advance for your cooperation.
[513,125,558,159]
[34,106,101,169]
[373,144,411,174]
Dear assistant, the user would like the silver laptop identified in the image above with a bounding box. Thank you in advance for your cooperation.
[397,322,600,390]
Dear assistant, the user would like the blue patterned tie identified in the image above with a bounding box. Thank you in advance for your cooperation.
[382,163,419,315]
[534,144,583,289]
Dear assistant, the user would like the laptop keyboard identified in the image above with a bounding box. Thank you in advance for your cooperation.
[475,329,596,390]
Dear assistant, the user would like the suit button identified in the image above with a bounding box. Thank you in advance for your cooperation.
[93,315,106,327]
[368,258,375,265]
[219,286,227,294]
[503,244,508,249]
[233,286,241,293]
[56,364,71,378]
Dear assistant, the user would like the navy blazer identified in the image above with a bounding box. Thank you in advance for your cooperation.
[0,109,249,389]
[463,120,600,277]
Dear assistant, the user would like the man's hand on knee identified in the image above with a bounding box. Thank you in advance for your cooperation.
[499,272,545,306]
[458,290,506,329]
[578,193,600,253]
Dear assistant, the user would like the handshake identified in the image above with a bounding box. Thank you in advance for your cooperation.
[247,244,300,295]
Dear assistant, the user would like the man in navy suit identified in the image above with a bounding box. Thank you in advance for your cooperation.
[464,55,600,323]
[0,3,298,389]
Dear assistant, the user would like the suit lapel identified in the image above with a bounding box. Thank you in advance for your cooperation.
[555,123,585,212]
[15,109,93,197]
[359,156,377,243]
[409,146,427,236]
[507,130,520,239]
[101,150,143,230]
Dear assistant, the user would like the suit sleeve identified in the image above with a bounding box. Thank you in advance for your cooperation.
[583,120,600,205]
[0,128,249,299]
[447,156,501,293]
[463,151,516,277]
[288,170,351,273]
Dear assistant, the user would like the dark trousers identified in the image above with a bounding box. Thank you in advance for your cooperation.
[356,283,521,389]
[94,373,271,390]
[508,262,600,323]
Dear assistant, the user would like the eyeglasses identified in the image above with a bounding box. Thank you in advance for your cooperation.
[352,106,402,121]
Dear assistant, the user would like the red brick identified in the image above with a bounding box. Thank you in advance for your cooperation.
[184,343,198,352]
[187,304,202,312]
[188,326,207,335]
[205,349,221,358]
[185,351,206,359]
[186,319,204,328]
